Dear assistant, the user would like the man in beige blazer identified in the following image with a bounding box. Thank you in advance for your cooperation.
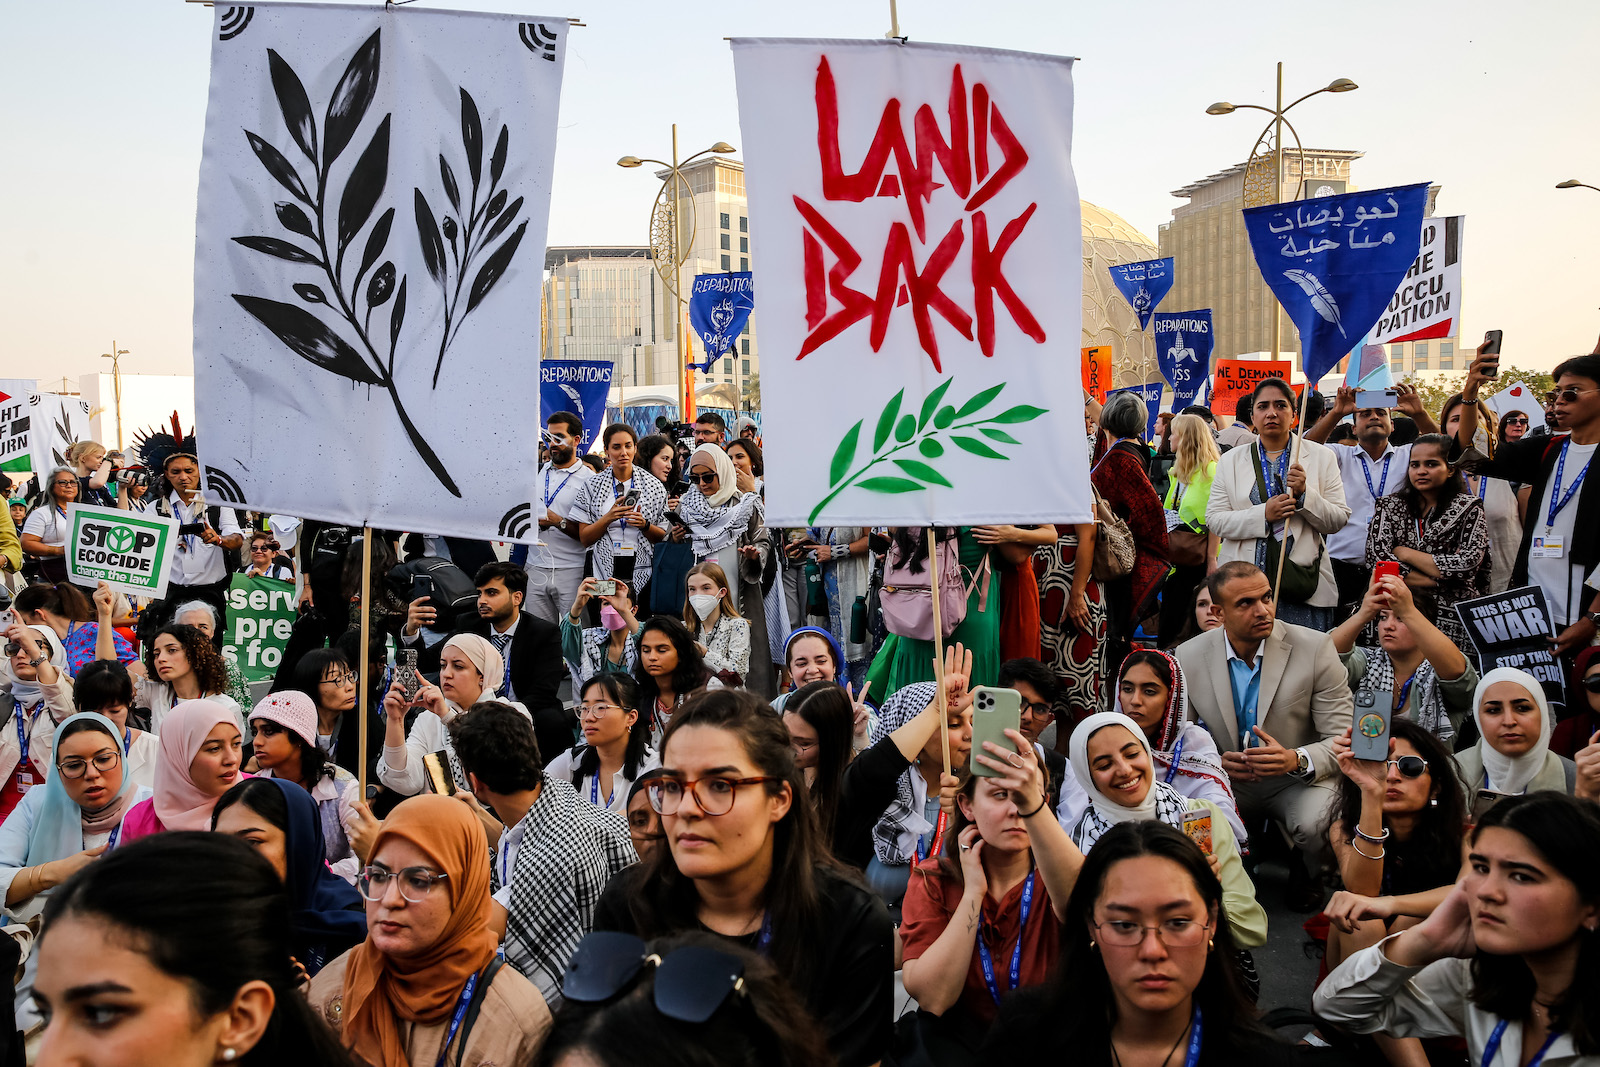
[1176,562,1353,910]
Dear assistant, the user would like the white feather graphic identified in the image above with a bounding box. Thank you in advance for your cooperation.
[557,383,585,422]
[1282,269,1346,338]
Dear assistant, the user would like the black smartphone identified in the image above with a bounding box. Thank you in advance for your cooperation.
[410,574,434,604]
[1472,788,1514,822]
[622,488,641,509]
[1482,330,1503,378]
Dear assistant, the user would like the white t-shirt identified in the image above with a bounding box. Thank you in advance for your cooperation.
[528,461,593,571]
[1327,442,1411,563]
[1529,439,1597,626]
[544,745,661,816]
[141,494,242,586]
[21,507,68,548]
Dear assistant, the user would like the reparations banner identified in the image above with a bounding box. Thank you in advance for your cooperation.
[193,3,567,543]
[1152,310,1212,409]
[1108,258,1174,331]
[1106,382,1164,441]
[539,361,613,451]
[222,573,298,683]
[1243,183,1429,385]
[1455,586,1567,719]
[65,503,180,600]
[733,38,1088,525]
[688,272,755,372]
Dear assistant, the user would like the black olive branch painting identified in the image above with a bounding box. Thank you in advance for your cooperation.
[229,29,532,499]
[810,377,1047,522]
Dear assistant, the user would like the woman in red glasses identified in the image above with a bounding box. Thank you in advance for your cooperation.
[591,688,893,1067]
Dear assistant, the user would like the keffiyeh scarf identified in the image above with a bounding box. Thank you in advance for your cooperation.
[869,682,940,866]
[1356,646,1451,743]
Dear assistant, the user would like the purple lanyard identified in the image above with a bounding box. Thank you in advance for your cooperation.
[977,870,1036,1005]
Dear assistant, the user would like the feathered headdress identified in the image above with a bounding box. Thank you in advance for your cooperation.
[132,412,198,471]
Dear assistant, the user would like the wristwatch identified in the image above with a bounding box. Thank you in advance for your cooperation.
[1587,612,1600,628]
[1293,747,1313,779]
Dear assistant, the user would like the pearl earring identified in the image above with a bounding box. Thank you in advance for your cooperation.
[221,1051,237,1063]
[1430,797,1438,808]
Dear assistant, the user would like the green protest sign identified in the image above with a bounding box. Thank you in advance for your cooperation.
[66,503,180,599]
[222,573,297,684]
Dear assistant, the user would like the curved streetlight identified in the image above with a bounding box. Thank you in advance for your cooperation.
[617,132,737,417]
[100,343,130,449]
[1557,179,1600,193]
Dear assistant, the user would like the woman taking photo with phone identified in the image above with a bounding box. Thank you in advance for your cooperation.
[33,832,361,1067]
[560,577,639,695]
[1059,650,1247,848]
[1065,712,1267,949]
[1316,791,1600,1065]
[898,721,1085,1060]
[308,794,551,1066]
[592,689,894,1067]
[1440,393,1524,593]
[683,562,751,688]
[1457,667,1575,797]
[544,673,659,815]
[982,821,1294,1065]
[633,617,720,748]
[1365,433,1491,648]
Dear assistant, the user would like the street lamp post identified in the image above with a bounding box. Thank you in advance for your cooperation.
[1557,179,1600,193]
[100,342,129,450]
[1206,66,1358,363]
[618,130,737,421]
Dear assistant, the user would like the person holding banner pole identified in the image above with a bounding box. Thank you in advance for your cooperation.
[1453,347,1600,661]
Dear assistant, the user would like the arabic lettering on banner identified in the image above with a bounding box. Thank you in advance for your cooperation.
[1242,183,1429,386]
[1151,310,1211,409]
[688,272,755,373]
[1108,258,1174,331]
[1106,382,1164,441]
[1081,345,1113,404]
[539,361,613,451]
[1454,586,1567,719]
[731,39,1091,526]
[1372,215,1464,346]
[1211,359,1299,422]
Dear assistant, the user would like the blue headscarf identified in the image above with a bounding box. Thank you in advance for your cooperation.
[261,778,366,970]
[26,712,136,869]
[782,627,847,692]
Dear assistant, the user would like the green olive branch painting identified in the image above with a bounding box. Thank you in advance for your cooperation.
[809,378,1047,523]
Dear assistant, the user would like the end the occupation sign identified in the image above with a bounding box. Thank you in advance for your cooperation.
[66,503,180,601]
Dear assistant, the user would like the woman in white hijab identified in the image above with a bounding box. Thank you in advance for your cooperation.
[0,624,74,823]
[377,633,532,796]
[1065,711,1267,947]
[678,443,762,612]
[1454,667,1573,796]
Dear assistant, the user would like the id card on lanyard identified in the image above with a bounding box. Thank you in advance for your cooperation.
[1532,440,1592,560]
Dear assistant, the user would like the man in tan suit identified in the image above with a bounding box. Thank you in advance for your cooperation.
[1176,561,1352,910]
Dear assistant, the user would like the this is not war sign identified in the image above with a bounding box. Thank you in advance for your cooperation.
[1454,586,1567,719]
[1152,310,1212,409]
[1372,216,1463,346]
[222,573,297,683]
[65,503,180,600]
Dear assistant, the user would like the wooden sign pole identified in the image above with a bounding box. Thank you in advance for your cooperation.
[356,526,373,796]
[926,527,951,777]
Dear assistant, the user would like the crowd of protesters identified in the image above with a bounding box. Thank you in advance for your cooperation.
[9,344,1600,1066]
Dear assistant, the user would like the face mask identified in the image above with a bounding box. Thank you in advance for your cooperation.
[600,605,628,631]
[689,594,721,620]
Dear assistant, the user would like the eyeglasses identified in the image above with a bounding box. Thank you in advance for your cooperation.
[687,471,718,485]
[358,865,450,904]
[563,931,746,1023]
[1583,675,1600,694]
[56,751,120,779]
[1019,699,1053,720]
[1551,386,1600,404]
[320,671,357,687]
[51,481,77,489]
[579,701,627,720]
[1506,417,1529,425]
[646,775,779,816]
[1384,755,1429,779]
[251,542,279,551]
[1092,917,1212,948]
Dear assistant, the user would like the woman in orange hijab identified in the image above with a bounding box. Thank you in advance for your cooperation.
[307,794,551,1066]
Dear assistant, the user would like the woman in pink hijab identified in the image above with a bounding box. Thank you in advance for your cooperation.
[119,700,246,843]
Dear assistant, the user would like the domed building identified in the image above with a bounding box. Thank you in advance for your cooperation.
[1082,201,1160,390]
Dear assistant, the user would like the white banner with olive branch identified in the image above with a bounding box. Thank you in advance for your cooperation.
[732,39,1090,525]
[193,3,566,541]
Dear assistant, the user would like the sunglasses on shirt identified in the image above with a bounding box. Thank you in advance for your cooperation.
[562,931,747,1023]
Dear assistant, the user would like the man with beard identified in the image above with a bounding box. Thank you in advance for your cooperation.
[1306,382,1437,614]
[519,411,594,625]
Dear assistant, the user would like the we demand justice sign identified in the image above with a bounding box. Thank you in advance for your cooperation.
[65,504,180,601]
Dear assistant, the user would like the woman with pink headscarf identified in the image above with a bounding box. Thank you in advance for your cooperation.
[118,700,246,843]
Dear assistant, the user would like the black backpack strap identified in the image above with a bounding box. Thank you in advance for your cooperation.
[453,956,505,1067]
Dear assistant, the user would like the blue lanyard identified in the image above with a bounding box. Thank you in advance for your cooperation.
[1546,440,1592,530]
[122,728,132,756]
[106,822,122,851]
[1397,673,1416,710]
[977,870,1036,1005]
[589,771,610,808]
[543,465,580,508]
[434,972,479,1067]
[1258,445,1289,497]
[1358,451,1394,500]
[1183,1005,1204,1067]
[1481,1019,1559,1067]
[1475,475,1488,501]
[754,910,774,955]
[13,701,28,770]
[1163,732,1186,785]
[498,833,515,888]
